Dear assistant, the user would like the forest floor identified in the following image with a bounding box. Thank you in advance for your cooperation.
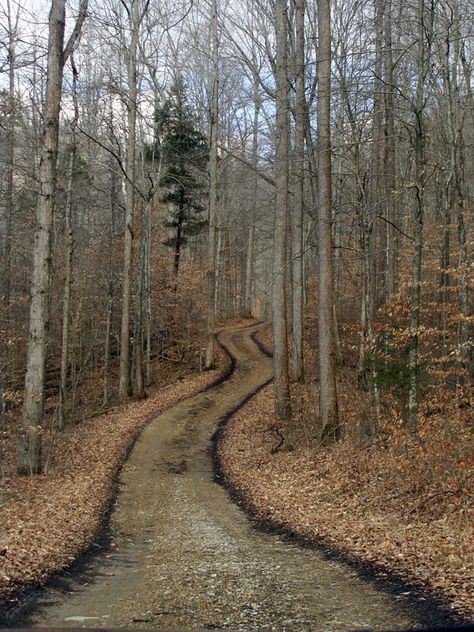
[217,325,473,622]
[1,322,457,630]
[0,322,239,618]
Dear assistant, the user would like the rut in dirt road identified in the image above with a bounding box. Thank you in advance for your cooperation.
[13,324,430,630]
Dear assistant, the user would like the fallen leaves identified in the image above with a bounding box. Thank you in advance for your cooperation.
[217,326,473,620]
[0,343,231,605]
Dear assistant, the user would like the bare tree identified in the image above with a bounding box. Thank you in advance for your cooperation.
[119,0,143,400]
[17,0,88,475]
[205,0,219,369]
[1,0,20,306]
[272,0,291,419]
[317,0,339,442]
[408,0,431,423]
[58,55,79,429]
[291,0,305,383]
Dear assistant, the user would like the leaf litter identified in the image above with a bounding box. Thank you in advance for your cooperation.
[0,343,232,605]
[217,326,473,620]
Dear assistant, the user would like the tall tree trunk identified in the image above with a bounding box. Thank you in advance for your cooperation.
[145,275,152,385]
[272,0,291,419]
[444,2,471,379]
[243,80,260,318]
[103,286,113,408]
[119,0,140,400]
[205,0,219,369]
[2,3,16,306]
[372,0,385,305]
[103,97,118,408]
[291,0,305,383]
[145,192,153,387]
[408,0,429,423]
[133,199,150,399]
[17,0,88,474]
[0,1,17,437]
[317,0,339,442]
[384,0,397,303]
[58,56,79,430]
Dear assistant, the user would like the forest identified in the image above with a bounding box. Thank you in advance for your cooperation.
[0,0,472,628]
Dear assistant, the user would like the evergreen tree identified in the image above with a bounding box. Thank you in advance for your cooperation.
[157,77,209,276]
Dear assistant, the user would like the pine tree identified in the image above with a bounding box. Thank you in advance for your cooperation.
[157,77,209,276]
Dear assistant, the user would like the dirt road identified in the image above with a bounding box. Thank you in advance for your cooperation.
[15,324,424,630]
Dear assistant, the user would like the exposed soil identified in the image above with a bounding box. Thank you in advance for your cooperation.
[6,324,452,630]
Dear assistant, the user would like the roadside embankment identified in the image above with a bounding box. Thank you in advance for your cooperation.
[216,325,473,621]
[0,335,234,613]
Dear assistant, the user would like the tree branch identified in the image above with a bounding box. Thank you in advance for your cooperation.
[63,0,88,63]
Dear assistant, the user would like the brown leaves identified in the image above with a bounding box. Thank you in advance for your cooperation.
[0,345,230,601]
[218,327,473,619]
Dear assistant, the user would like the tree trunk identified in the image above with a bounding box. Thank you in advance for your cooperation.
[243,81,260,318]
[17,0,68,474]
[408,0,429,423]
[372,0,385,305]
[445,3,471,379]
[384,0,397,303]
[2,7,15,306]
[291,0,305,383]
[145,199,153,387]
[272,0,291,420]
[119,0,140,401]
[103,287,113,407]
[132,199,150,400]
[103,97,118,408]
[205,0,219,370]
[317,0,339,442]
[58,58,79,430]
[174,205,183,277]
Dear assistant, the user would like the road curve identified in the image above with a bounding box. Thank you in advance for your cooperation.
[16,324,419,630]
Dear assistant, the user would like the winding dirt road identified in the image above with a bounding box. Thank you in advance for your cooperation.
[17,324,425,630]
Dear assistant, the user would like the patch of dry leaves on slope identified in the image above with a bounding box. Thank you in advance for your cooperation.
[0,344,231,605]
[217,328,473,620]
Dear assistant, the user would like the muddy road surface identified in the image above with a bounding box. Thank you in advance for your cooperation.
[12,325,434,630]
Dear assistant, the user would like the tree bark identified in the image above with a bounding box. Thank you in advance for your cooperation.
[243,80,260,318]
[408,0,429,423]
[18,0,67,474]
[119,0,140,400]
[291,0,305,383]
[2,2,16,306]
[132,199,150,400]
[384,0,397,303]
[317,0,339,442]
[272,0,291,419]
[103,96,118,408]
[205,0,219,370]
[58,56,79,430]
[372,0,385,305]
